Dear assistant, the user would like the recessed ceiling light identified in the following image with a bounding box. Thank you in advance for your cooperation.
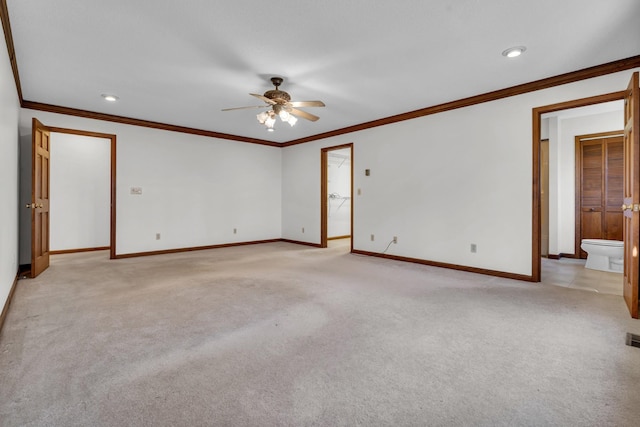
[101,94,119,102]
[502,46,526,58]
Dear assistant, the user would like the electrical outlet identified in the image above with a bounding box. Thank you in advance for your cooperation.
[233,228,237,234]
[357,188,362,196]
[371,234,375,241]
[470,243,477,253]
[393,236,397,244]
[302,227,305,233]
[156,233,161,240]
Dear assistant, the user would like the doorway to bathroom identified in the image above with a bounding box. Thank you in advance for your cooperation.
[540,101,624,260]
[532,72,639,318]
[320,143,353,250]
[538,102,625,293]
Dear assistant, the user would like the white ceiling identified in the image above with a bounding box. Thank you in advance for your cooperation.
[6,0,640,143]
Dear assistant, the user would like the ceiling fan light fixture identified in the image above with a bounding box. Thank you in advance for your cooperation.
[226,77,324,131]
[279,110,290,121]
[502,46,526,58]
[265,116,276,128]
[257,111,269,124]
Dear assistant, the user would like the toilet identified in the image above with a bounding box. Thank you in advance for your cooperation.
[580,239,624,273]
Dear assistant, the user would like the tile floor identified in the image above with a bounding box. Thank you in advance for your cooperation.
[541,257,623,296]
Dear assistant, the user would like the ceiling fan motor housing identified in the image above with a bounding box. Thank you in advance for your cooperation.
[264,77,291,103]
[264,89,291,103]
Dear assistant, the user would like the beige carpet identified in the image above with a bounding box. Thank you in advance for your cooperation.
[1,240,639,426]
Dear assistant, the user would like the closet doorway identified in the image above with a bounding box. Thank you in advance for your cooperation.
[575,131,624,258]
[320,143,353,250]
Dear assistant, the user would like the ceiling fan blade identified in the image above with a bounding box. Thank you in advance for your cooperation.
[290,108,320,122]
[221,105,269,111]
[250,93,276,104]
[288,100,325,108]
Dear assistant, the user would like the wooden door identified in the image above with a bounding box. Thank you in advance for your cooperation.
[30,118,51,278]
[577,135,624,257]
[623,72,639,319]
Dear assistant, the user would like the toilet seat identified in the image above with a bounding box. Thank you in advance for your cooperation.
[582,239,623,247]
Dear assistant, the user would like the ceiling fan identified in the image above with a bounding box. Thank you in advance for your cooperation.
[222,77,325,130]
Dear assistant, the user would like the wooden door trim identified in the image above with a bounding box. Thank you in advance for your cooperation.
[47,126,117,260]
[540,139,549,258]
[321,143,354,250]
[532,91,626,282]
[574,131,624,258]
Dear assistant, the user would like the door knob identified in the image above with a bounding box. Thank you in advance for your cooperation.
[25,203,35,209]
[38,203,43,208]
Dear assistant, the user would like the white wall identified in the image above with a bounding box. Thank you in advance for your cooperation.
[282,68,640,276]
[49,133,111,251]
[0,32,20,312]
[327,148,351,237]
[18,111,282,259]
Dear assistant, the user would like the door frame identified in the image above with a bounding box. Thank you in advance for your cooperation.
[321,143,354,251]
[574,130,624,258]
[532,91,626,281]
[43,125,117,261]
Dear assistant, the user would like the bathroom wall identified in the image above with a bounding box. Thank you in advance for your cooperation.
[545,105,624,255]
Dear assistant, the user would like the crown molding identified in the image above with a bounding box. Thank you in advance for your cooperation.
[3,0,639,147]
[282,55,640,146]
[21,101,280,147]
[0,0,22,100]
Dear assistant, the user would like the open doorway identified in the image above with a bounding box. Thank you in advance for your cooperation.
[536,99,625,295]
[49,131,113,255]
[19,122,116,278]
[532,77,640,319]
[320,143,353,250]
[540,101,624,258]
